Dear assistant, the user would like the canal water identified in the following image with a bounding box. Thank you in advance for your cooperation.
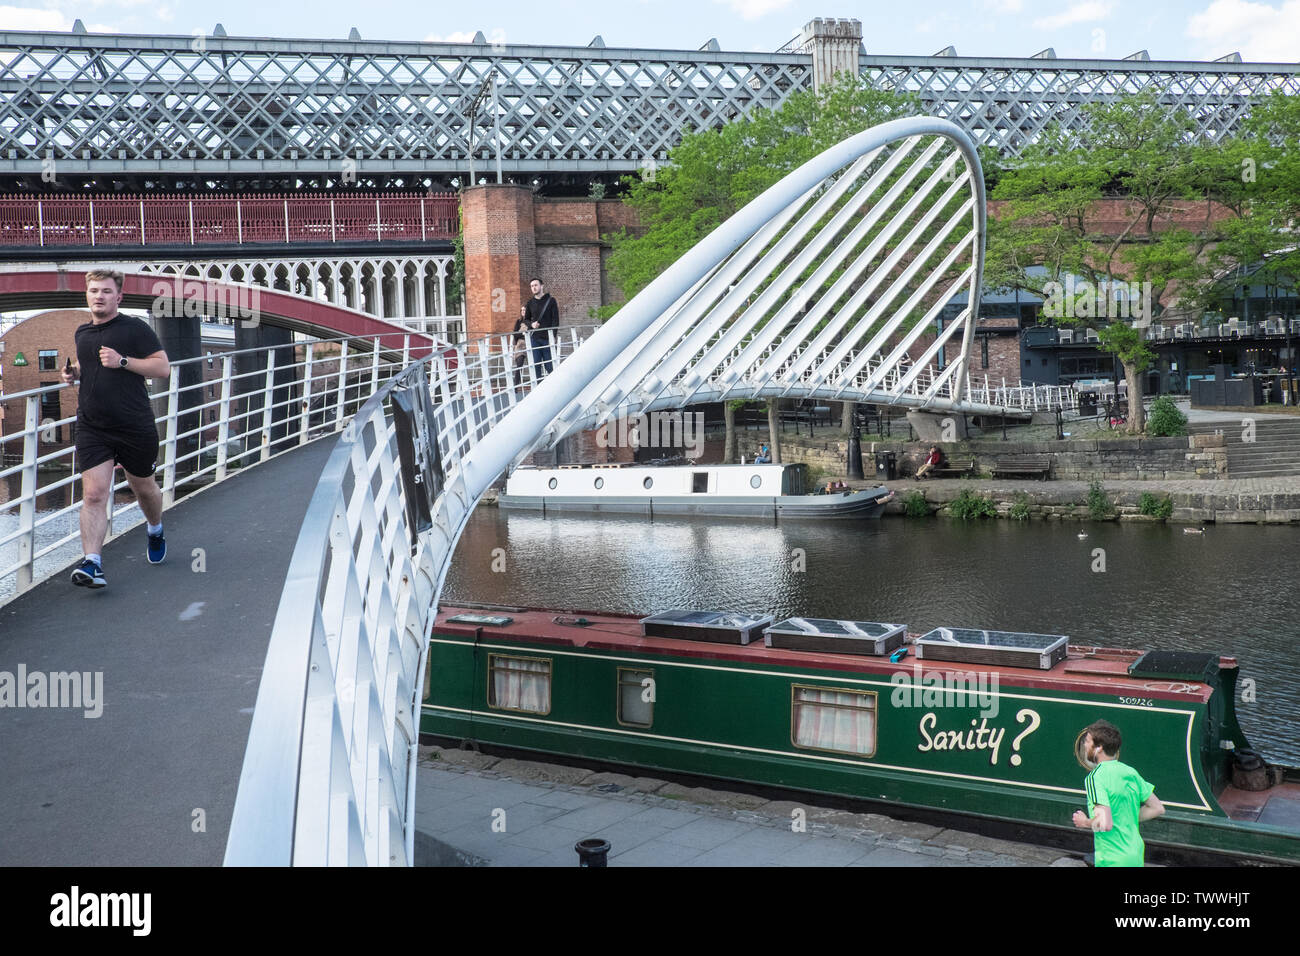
[445,507,1300,766]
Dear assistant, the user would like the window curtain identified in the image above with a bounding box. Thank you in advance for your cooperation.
[492,657,550,713]
[794,687,874,754]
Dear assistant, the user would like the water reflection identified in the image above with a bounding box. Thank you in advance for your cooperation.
[446,507,1300,765]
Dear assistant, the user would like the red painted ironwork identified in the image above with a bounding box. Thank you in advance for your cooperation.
[0,193,459,247]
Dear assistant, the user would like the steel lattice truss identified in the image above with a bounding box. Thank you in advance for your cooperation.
[0,31,810,178]
[0,31,1296,182]
[863,55,1300,155]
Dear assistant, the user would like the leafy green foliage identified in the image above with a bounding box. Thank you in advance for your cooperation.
[1146,395,1188,437]
[903,490,929,517]
[1086,480,1114,521]
[983,92,1300,433]
[947,488,997,520]
[1009,491,1031,521]
[1138,492,1174,520]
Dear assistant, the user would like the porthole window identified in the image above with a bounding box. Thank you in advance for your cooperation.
[594,477,604,489]
[750,474,762,489]
[643,477,653,490]
[548,477,558,490]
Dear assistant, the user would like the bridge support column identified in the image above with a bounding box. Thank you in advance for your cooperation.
[234,323,299,456]
[149,312,202,481]
[462,184,534,340]
[906,409,978,441]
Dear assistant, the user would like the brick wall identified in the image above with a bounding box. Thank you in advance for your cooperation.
[462,184,535,340]
[0,310,83,449]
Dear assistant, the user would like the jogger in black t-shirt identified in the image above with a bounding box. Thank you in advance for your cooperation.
[61,269,172,589]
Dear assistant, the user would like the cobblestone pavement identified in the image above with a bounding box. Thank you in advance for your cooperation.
[414,746,1087,868]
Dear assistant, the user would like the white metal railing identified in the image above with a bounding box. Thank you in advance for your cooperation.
[223,321,597,866]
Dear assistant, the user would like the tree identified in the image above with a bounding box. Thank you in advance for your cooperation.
[600,77,922,458]
[984,93,1267,433]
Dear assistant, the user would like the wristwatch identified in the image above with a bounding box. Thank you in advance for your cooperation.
[118,356,129,368]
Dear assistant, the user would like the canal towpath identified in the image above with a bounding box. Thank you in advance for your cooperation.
[413,745,1089,867]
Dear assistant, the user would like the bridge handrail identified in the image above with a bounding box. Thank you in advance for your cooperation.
[223,320,603,865]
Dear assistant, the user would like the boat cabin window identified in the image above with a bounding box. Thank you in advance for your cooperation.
[594,477,604,489]
[548,477,558,490]
[617,668,654,727]
[750,474,762,489]
[791,685,876,757]
[488,655,552,715]
[692,472,708,494]
[643,477,654,489]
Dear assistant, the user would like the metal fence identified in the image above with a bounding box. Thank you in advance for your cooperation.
[0,193,459,248]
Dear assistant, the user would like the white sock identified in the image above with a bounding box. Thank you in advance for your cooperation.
[86,553,102,566]
[147,521,163,535]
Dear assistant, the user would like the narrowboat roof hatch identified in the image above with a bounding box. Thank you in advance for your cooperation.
[1128,651,1220,683]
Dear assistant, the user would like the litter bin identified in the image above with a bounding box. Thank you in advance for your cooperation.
[1078,392,1098,417]
[874,451,897,481]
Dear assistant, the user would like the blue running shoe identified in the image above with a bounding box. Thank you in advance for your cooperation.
[71,558,106,589]
[147,528,166,565]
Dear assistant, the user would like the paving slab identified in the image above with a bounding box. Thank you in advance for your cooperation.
[413,750,1068,868]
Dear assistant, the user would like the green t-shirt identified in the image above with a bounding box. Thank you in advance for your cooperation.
[1085,759,1156,867]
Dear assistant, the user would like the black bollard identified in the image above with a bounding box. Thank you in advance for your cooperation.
[575,837,611,867]
[846,430,864,479]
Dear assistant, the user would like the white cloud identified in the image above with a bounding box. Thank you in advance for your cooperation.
[1032,0,1116,30]
[983,0,1024,12]
[1186,0,1300,61]
[0,5,76,30]
[713,0,796,21]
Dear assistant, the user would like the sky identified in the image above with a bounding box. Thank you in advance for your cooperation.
[0,0,1297,62]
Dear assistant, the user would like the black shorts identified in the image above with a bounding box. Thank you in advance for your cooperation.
[75,421,159,479]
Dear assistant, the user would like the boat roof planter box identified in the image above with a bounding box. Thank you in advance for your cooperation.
[764,618,905,656]
[915,627,1069,671]
[640,610,773,645]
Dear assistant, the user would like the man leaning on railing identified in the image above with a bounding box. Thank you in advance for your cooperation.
[60,269,171,589]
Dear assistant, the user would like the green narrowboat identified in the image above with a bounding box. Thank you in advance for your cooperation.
[420,605,1300,864]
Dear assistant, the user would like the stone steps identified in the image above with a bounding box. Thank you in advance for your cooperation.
[1187,422,1300,477]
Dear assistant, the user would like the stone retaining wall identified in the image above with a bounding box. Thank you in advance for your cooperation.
[888,483,1300,524]
[737,432,1229,480]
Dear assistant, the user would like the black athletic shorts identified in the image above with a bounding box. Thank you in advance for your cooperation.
[75,421,159,479]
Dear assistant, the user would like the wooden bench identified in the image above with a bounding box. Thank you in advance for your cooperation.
[992,456,1052,480]
[931,457,976,478]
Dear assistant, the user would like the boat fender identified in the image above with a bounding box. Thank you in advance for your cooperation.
[1231,748,1271,791]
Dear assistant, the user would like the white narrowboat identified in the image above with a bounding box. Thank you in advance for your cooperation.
[498,463,894,518]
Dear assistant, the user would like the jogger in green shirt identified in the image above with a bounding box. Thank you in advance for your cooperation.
[1072,719,1166,866]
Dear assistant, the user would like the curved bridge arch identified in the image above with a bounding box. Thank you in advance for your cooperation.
[225,118,1064,865]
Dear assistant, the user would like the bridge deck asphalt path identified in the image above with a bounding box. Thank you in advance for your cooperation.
[0,437,335,865]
